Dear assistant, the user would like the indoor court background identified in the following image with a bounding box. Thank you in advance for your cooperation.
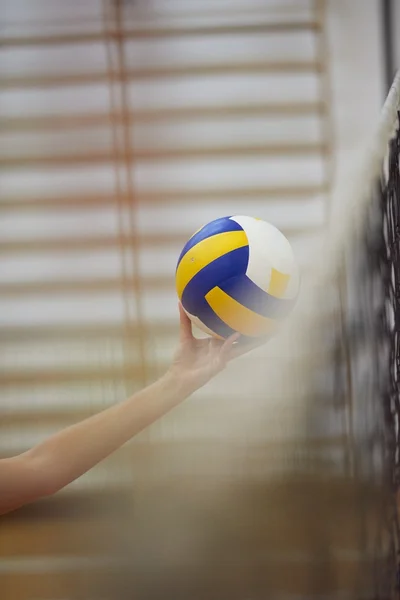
[0,1,396,598]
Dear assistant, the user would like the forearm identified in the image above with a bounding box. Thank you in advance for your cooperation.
[0,306,240,515]
[24,371,189,495]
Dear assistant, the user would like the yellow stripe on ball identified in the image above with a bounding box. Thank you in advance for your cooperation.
[267,268,290,298]
[205,286,277,338]
[176,231,248,300]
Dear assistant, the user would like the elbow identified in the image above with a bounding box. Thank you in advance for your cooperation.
[22,452,63,500]
[0,453,62,516]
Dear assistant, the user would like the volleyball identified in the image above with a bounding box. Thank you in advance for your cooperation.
[175,215,300,341]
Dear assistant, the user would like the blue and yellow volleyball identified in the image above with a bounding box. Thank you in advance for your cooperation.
[175,215,300,341]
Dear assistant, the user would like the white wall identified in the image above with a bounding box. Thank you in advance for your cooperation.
[0,0,388,479]
[326,0,385,182]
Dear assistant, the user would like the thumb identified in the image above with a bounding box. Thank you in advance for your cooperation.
[178,303,194,343]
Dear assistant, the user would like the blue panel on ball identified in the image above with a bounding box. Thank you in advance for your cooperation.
[181,246,249,314]
[181,246,249,338]
[176,216,242,267]
[191,298,237,339]
[220,275,297,319]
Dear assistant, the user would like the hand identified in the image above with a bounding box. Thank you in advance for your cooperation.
[168,304,260,394]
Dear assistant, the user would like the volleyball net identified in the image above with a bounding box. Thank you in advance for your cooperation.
[276,71,400,599]
[347,71,400,596]
[339,91,400,596]
[292,71,400,598]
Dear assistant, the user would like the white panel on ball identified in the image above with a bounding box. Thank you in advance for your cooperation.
[229,215,296,296]
[183,307,220,339]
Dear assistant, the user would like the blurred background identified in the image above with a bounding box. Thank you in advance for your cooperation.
[0,0,398,598]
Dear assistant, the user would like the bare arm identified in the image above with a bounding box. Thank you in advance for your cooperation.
[0,372,186,515]
[0,306,244,516]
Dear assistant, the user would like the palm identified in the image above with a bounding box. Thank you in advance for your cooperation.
[174,336,229,387]
[171,304,259,392]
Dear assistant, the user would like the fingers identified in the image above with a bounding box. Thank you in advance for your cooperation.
[214,330,268,363]
[230,336,267,359]
[219,332,240,363]
[178,302,194,342]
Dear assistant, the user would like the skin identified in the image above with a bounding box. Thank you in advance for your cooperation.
[0,305,254,516]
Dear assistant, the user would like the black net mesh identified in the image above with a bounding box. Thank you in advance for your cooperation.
[340,111,400,598]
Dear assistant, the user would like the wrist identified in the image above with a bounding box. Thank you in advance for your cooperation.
[161,368,195,401]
